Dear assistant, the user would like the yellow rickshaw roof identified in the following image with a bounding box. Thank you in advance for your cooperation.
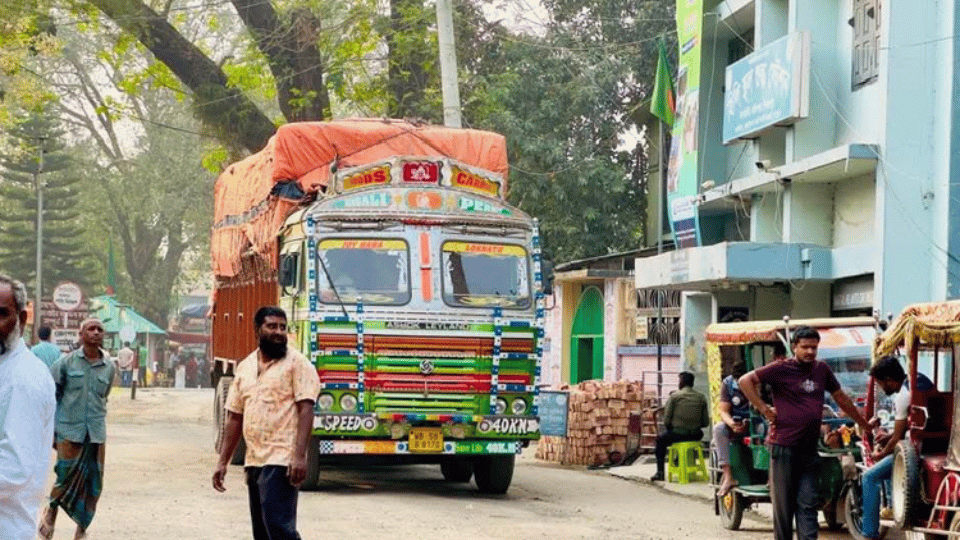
[705,317,877,344]
[874,300,960,359]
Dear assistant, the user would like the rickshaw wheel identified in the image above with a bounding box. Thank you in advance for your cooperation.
[718,490,745,530]
[893,440,922,529]
[823,502,843,530]
[843,483,888,540]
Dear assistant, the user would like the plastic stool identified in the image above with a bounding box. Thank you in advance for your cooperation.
[667,441,709,484]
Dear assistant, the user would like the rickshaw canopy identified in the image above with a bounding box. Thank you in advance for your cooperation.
[706,317,877,422]
[873,300,960,359]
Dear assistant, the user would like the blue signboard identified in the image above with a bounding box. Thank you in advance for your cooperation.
[723,31,810,144]
[538,390,569,437]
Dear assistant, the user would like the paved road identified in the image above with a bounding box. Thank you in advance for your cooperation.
[41,388,894,539]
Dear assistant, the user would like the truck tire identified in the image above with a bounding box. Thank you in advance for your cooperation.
[441,460,474,482]
[893,440,922,529]
[301,436,321,492]
[474,454,515,494]
[214,376,245,466]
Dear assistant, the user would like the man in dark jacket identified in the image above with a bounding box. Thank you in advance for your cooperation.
[651,371,709,481]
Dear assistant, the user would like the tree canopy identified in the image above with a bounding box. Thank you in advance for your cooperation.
[0,0,677,329]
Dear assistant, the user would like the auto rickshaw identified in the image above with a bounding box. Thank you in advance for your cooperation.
[877,300,960,538]
[705,317,878,530]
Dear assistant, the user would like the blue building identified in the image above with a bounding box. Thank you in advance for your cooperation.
[634,0,960,374]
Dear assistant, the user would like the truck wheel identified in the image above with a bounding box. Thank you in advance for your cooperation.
[718,490,744,530]
[301,436,321,491]
[441,460,473,482]
[214,376,245,465]
[474,454,515,494]
[893,440,922,529]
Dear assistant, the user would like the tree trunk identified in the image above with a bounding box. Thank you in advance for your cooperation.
[230,0,331,121]
[86,0,276,152]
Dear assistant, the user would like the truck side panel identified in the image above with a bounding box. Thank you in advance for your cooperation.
[212,276,279,369]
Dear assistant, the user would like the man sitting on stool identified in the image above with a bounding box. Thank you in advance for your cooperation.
[651,371,709,482]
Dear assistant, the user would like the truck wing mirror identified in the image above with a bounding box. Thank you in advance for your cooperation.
[541,259,555,296]
[279,252,299,289]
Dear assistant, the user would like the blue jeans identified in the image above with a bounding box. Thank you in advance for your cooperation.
[120,370,132,387]
[862,454,893,538]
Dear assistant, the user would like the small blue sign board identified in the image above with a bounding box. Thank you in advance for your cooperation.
[723,31,810,143]
[538,390,569,437]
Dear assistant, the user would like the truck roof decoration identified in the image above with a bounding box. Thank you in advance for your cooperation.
[212,119,509,277]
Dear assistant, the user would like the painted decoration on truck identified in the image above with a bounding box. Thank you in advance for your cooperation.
[477,416,540,435]
[341,165,390,192]
[443,242,525,257]
[314,414,379,432]
[450,166,501,197]
[316,439,520,455]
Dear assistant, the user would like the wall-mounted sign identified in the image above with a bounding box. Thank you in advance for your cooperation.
[832,274,874,312]
[450,167,500,197]
[666,0,705,249]
[723,31,811,144]
[341,165,390,192]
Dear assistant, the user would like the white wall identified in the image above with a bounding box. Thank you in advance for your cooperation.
[833,175,875,247]
[785,182,834,245]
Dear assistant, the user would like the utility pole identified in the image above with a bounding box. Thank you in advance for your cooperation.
[33,138,45,341]
[656,122,666,401]
[435,0,462,128]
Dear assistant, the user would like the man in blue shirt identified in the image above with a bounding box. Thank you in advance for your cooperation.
[31,326,61,368]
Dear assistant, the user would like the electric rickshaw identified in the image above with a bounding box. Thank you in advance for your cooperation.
[705,317,878,530]
[874,300,960,539]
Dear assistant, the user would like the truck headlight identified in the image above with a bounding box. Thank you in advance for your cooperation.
[317,393,334,411]
[340,393,358,411]
[511,398,527,415]
[495,397,508,415]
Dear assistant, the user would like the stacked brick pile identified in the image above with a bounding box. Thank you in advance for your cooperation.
[535,380,661,466]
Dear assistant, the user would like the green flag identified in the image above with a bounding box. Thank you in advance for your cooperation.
[651,40,676,126]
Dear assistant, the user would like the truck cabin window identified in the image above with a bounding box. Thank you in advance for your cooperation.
[441,242,530,308]
[317,239,410,305]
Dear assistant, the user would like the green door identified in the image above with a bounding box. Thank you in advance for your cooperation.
[570,286,604,383]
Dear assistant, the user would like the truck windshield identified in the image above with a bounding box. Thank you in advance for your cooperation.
[441,241,530,308]
[317,239,410,305]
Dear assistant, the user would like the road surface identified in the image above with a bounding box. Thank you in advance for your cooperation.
[40,388,901,539]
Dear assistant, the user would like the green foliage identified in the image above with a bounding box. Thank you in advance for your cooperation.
[0,110,97,292]
[459,0,673,262]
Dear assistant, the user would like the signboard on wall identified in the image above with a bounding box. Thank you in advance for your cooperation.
[723,31,811,144]
[538,390,569,437]
[666,0,705,249]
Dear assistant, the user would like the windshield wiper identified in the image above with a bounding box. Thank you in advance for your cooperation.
[317,256,350,320]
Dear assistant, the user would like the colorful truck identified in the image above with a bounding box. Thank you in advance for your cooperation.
[210,120,544,493]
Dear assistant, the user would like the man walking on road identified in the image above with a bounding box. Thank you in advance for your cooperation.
[212,306,320,540]
[739,326,871,540]
[40,318,116,540]
[32,325,62,367]
[651,371,709,482]
[0,275,56,540]
[117,342,135,387]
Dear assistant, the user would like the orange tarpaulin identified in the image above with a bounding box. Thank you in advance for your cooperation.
[211,119,509,277]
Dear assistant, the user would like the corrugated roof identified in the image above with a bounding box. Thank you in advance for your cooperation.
[88,296,166,335]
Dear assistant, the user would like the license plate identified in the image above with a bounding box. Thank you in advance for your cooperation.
[408,428,443,453]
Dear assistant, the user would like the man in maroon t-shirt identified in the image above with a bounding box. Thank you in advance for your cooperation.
[739,325,870,540]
